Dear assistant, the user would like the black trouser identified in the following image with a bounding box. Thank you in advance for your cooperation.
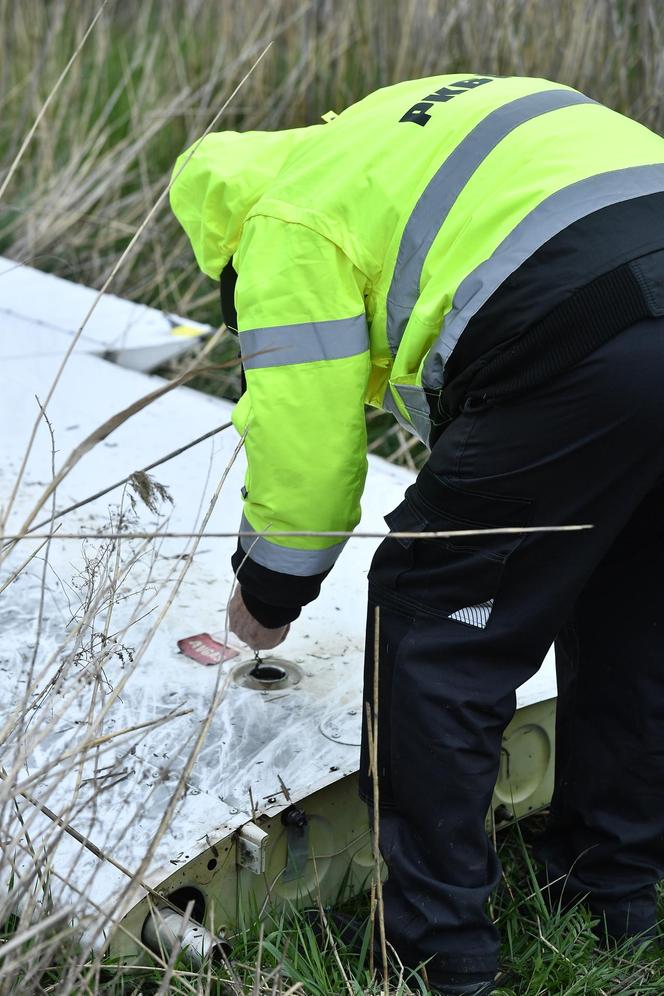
[359,317,664,988]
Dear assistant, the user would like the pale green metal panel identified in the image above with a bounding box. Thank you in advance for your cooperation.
[493,696,556,826]
[113,696,557,965]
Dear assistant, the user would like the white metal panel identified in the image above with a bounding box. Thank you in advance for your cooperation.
[0,256,212,370]
[0,277,556,931]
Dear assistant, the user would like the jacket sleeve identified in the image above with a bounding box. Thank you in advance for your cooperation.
[230,215,371,625]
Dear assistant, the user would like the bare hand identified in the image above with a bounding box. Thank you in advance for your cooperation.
[228,587,290,651]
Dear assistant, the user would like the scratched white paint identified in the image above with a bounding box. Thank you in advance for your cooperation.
[0,262,556,928]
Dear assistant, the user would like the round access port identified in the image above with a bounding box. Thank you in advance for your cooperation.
[319,707,362,746]
[231,656,303,691]
[165,885,206,921]
[141,886,230,966]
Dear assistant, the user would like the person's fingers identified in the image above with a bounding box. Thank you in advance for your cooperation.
[257,622,289,650]
[243,621,289,651]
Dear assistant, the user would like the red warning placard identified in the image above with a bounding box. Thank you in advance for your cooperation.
[177,633,239,666]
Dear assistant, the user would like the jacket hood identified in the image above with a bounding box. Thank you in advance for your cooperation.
[169,128,314,281]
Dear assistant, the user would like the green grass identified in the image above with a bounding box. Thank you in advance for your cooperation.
[237,822,661,994]
[17,819,655,996]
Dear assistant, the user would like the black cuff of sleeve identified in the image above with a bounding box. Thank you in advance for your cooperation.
[231,539,329,627]
[240,588,301,628]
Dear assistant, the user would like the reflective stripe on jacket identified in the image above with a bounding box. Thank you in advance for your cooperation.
[170,74,664,581]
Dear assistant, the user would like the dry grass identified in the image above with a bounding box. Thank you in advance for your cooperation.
[4,0,663,276]
[2,0,664,466]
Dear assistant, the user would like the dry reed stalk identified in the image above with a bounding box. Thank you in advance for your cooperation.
[0,2,109,204]
[0,422,245,990]
[0,768,207,924]
[2,839,206,995]
[3,363,232,551]
[0,523,160,755]
[83,431,247,968]
[0,41,271,532]
[0,523,594,543]
[365,605,389,994]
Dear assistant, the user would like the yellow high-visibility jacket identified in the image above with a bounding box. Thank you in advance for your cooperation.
[170,74,664,588]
